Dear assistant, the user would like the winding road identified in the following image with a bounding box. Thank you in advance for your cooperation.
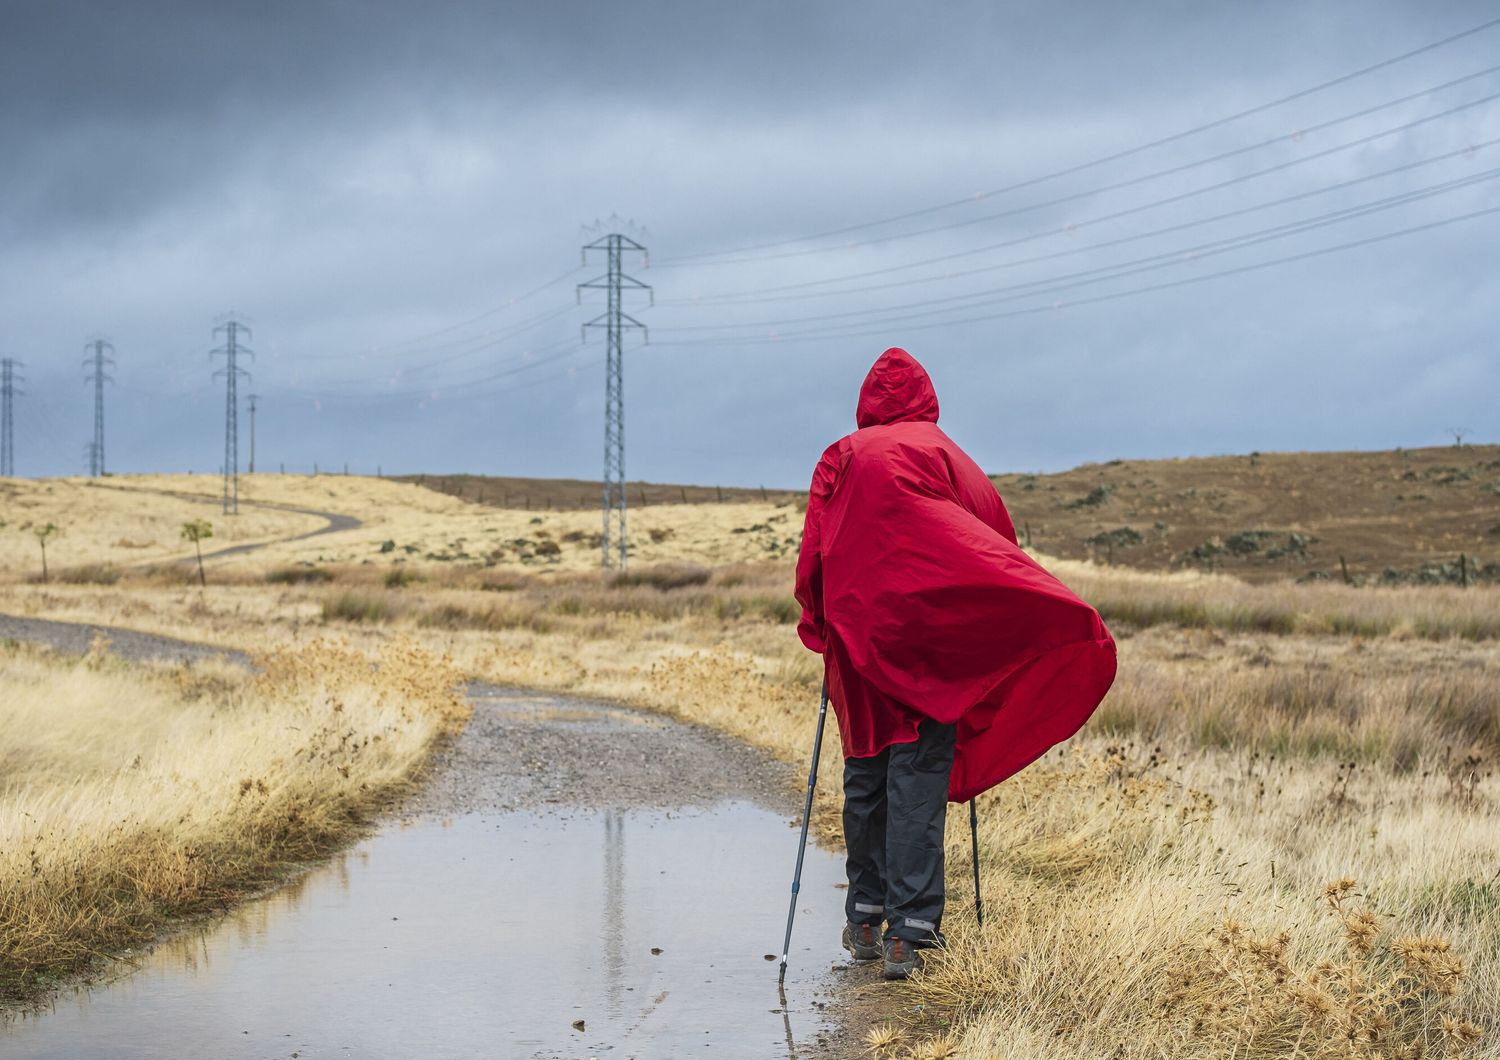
[83,481,366,566]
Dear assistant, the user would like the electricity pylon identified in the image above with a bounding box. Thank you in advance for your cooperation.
[247,393,258,473]
[211,317,253,514]
[579,234,651,569]
[0,357,21,477]
[83,338,115,476]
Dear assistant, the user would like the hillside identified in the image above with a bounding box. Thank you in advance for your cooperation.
[993,444,1500,584]
[391,473,796,510]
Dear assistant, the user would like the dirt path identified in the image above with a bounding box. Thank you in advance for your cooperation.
[84,481,364,566]
[0,612,249,666]
[0,615,869,1058]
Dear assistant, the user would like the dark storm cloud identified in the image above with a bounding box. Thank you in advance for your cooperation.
[0,0,1496,483]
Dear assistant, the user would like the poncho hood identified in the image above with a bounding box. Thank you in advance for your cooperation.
[856,347,940,428]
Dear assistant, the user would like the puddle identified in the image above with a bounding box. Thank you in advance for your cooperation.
[3,802,847,1059]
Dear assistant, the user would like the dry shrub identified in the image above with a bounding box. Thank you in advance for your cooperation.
[55,563,122,585]
[321,589,406,624]
[414,600,554,635]
[478,571,529,592]
[383,567,418,589]
[266,565,335,584]
[610,563,712,591]
[0,638,465,1005]
[1163,879,1484,1057]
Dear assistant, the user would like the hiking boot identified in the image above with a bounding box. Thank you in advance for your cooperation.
[842,921,881,962]
[882,936,920,980]
[913,930,948,951]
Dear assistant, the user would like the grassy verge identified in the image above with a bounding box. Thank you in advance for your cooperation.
[0,636,467,1006]
[1,557,1496,1055]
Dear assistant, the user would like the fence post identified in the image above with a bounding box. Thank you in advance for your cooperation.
[1339,555,1351,585]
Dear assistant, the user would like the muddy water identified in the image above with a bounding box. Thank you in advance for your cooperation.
[3,689,851,1059]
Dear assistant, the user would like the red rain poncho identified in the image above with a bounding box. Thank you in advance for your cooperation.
[794,348,1117,802]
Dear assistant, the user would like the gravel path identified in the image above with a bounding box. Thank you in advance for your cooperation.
[0,612,796,816]
[407,681,794,816]
[0,612,249,667]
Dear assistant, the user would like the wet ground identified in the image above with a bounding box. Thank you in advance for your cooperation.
[0,638,855,1059]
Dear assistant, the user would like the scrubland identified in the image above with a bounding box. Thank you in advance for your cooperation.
[1,475,1496,1057]
[0,473,800,576]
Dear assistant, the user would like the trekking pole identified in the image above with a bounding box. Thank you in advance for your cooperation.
[969,797,984,928]
[778,680,830,985]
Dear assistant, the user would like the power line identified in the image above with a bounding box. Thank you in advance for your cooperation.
[580,233,651,569]
[656,167,1500,336]
[356,265,584,354]
[657,14,1500,265]
[294,301,578,385]
[666,137,1500,308]
[293,296,579,368]
[653,204,1500,346]
[661,66,1500,273]
[259,334,587,403]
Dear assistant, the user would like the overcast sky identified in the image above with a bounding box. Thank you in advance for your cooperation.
[1,1,1496,487]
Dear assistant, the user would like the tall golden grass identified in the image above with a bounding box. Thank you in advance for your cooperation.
[1051,557,1500,641]
[2,478,1496,1053]
[0,636,466,1005]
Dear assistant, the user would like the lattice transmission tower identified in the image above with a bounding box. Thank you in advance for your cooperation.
[247,393,259,474]
[579,233,651,569]
[1,357,22,477]
[211,317,253,514]
[83,338,115,476]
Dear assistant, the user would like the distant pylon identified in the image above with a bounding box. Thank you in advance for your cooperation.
[247,393,258,474]
[579,233,651,569]
[211,317,254,514]
[0,357,22,477]
[83,338,115,477]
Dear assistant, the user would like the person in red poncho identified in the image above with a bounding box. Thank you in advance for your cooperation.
[795,347,1116,979]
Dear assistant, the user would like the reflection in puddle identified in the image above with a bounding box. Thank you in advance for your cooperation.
[3,803,845,1059]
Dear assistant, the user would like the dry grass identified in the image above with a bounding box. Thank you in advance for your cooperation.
[1051,557,1500,640]
[0,636,466,1005]
[0,476,322,575]
[2,474,1498,1053]
[908,742,1496,1058]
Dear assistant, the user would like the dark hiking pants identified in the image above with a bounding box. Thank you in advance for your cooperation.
[842,718,956,944]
